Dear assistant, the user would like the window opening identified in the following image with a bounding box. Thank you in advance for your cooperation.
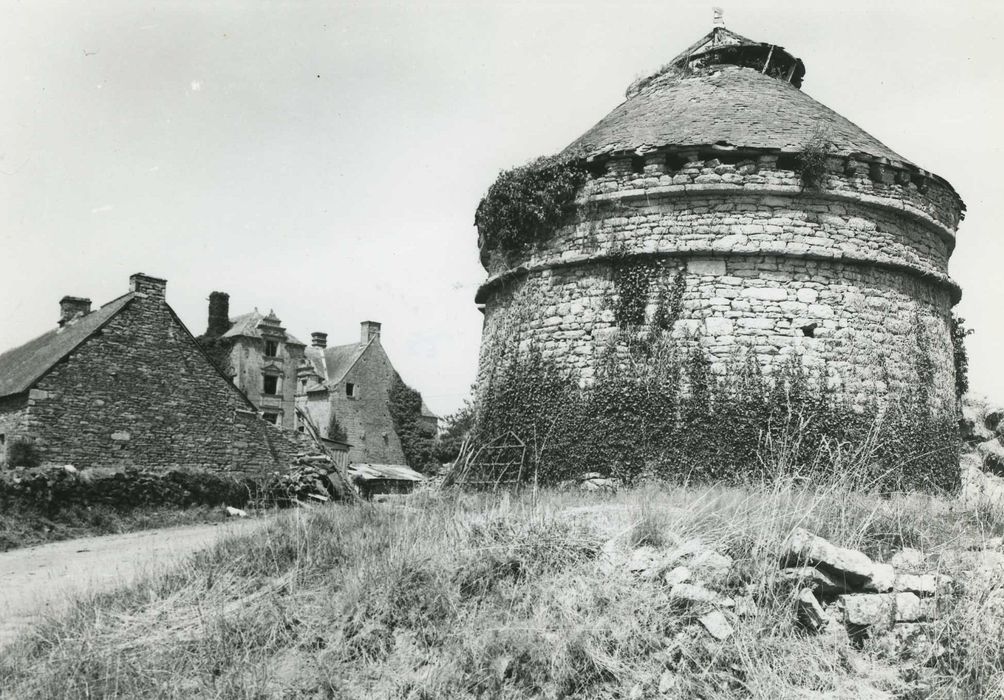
[263,412,279,425]
[263,375,280,395]
[264,340,279,357]
[346,382,357,398]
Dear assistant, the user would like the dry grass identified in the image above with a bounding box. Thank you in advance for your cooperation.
[2,474,1004,698]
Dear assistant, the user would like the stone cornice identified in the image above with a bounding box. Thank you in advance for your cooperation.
[475,248,961,305]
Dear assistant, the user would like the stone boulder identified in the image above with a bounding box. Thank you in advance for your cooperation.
[781,528,891,591]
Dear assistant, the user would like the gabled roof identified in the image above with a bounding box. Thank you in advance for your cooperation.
[303,341,370,386]
[222,310,305,346]
[0,294,135,399]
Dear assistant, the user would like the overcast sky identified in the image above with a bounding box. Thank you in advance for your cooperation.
[1,0,1002,415]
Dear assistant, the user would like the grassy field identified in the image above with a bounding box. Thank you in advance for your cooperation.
[0,503,228,552]
[2,472,1004,699]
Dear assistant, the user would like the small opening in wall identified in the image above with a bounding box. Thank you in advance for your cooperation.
[776,154,798,171]
[665,153,688,172]
[586,159,606,177]
[346,382,357,398]
[263,412,279,425]
[801,322,818,338]
[263,375,280,395]
[630,155,645,174]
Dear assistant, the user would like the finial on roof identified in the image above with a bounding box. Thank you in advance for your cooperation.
[713,7,725,28]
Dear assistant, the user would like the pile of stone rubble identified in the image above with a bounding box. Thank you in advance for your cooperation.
[780,528,952,650]
[612,527,959,653]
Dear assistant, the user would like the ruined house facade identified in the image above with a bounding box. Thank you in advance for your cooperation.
[201,292,306,430]
[0,274,305,472]
[476,28,965,419]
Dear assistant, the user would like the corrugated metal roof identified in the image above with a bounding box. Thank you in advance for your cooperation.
[0,294,136,398]
[561,63,911,166]
[349,463,425,482]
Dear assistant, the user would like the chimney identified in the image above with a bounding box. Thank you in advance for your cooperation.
[311,332,328,348]
[206,291,231,337]
[129,273,167,300]
[361,320,381,344]
[59,296,92,326]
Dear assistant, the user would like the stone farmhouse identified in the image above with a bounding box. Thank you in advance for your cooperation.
[476,26,965,418]
[0,273,305,472]
[197,292,438,468]
[298,321,438,465]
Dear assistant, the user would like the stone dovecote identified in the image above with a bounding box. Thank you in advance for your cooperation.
[476,26,965,419]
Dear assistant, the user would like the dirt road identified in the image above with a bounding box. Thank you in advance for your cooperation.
[0,520,260,650]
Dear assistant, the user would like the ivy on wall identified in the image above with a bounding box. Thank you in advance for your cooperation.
[472,286,960,493]
[951,312,973,399]
[388,373,437,473]
[475,156,588,266]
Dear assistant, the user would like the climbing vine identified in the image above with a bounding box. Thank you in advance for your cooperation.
[388,373,437,473]
[475,156,588,265]
[951,312,973,399]
[472,329,959,492]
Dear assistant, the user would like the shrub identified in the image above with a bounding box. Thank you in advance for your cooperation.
[6,438,41,468]
[475,156,588,265]
[795,136,833,189]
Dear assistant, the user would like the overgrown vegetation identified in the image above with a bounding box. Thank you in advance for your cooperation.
[195,334,234,378]
[0,466,257,551]
[0,502,224,552]
[951,312,973,399]
[475,156,588,267]
[327,413,349,443]
[4,478,1004,698]
[471,338,958,492]
[5,438,40,468]
[795,133,833,189]
[388,373,437,473]
[433,392,475,464]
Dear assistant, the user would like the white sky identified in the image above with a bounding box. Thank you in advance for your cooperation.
[1,1,1002,415]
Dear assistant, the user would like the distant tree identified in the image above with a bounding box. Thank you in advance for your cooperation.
[433,391,476,464]
[328,413,349,443]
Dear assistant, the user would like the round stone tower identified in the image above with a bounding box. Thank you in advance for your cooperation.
[475,27,965,419]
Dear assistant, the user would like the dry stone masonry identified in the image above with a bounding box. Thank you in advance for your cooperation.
[474,26,965,473]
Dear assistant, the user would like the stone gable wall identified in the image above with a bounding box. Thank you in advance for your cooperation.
[20,294,301,473]
[331,342,407,465]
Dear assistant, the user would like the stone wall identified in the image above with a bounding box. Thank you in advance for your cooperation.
[299,341,408,465]
[477,153,963,417]
[20,287,302,473]
[333,341,407,465]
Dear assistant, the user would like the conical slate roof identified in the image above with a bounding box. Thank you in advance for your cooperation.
[562,28,912,167]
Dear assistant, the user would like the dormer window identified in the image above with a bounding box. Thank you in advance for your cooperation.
[264,340,279,357]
